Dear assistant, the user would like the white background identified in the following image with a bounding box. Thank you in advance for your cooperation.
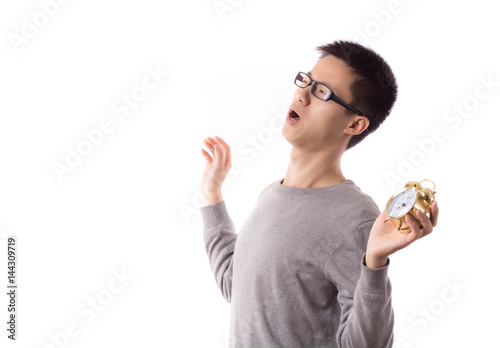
[1,0,499,347]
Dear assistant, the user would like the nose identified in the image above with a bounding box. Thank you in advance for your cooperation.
[295,85,311,106]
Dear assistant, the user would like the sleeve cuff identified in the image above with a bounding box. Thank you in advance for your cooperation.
[359,253,391,292]
[200,200,231,228]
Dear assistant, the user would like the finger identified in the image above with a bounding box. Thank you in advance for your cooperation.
[404,215,421,244]
[204,137,216,153]
[430,201,439,227]
[214,136,230,152]
[213,144,224,169]
[214,136,231,168]
[200,148,213,164]
[416,208,433,237]
[405,214,424,241]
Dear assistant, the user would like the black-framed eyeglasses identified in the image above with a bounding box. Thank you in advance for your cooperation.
[294,71,364,116]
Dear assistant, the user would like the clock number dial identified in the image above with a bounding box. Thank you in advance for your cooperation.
[388,189,417,218]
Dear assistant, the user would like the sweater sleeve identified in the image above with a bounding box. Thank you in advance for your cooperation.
[200,200,237,303]
[324,220,394,348]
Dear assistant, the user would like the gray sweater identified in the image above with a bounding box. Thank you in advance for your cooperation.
[200,178,394,348]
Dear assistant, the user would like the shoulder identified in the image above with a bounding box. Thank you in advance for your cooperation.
[337,180,380,222]
[256,180,276,202]
[321,180,380,245]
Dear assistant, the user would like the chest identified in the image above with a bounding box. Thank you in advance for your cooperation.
[234,200,340,278]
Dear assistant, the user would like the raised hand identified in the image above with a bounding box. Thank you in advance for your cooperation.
[199,136,232,206]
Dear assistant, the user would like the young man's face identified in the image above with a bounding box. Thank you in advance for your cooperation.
[283,54,361,152]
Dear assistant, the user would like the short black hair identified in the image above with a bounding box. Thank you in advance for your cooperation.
[316,40,398,150]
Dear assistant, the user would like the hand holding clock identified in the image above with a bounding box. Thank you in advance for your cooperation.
[365,201,439,269]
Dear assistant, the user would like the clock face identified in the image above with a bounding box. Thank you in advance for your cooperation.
[388,189,417,218]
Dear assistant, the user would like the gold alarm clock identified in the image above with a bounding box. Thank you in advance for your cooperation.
[384,180,436,233]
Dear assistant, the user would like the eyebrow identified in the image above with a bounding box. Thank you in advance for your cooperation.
[307,71,331,90]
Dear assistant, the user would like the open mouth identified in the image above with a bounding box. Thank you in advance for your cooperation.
[289,109,301,122]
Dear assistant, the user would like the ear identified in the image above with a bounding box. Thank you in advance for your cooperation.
[343,116,369,136]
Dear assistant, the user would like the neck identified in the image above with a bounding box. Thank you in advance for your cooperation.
[282,145,346,188]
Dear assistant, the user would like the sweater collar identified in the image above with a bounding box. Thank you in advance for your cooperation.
[273,177,355,196]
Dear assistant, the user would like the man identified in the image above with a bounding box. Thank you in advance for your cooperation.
[199,40,439,348]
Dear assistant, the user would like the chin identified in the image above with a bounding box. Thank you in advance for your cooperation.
[281,128,303,148]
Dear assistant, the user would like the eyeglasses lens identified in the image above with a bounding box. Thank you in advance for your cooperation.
[312,84,331,101]
[295,72,332,101]
[295,73,309,88]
